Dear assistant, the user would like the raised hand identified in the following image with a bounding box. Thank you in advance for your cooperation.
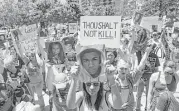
[105,65,116,83]
[70,63,80,80]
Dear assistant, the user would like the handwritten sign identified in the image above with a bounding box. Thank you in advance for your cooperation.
[19,24,38,53]
[19,37,37,53]
[80,16,121,48]
[69,23,77,34]
[141,16,163,32]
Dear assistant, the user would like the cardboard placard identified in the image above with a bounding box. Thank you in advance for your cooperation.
[80,16,121,48]
[16,24,38,53]
[173,22,179,33]
[69,23,77,34]
[47,41,65,65]
[132,12,143,25]
[141,16,163,32]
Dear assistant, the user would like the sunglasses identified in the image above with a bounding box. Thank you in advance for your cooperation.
[165,72,174,75]
[167,65,176,69]
[85,82,100,87]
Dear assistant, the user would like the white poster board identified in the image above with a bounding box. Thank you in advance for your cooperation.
[80,16,121,48]
[141,16,163,32]
[19,24,38,53]
[69,23,77,34]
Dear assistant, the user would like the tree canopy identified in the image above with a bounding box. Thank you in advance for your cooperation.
[0,0,179,27]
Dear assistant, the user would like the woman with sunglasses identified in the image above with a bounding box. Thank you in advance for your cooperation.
[67,46,123,111]
[147,60,179,111]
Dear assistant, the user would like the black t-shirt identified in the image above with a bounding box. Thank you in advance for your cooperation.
[136,51,160,79]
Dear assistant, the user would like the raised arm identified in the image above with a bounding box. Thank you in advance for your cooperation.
[36,35,46,60]
[106,65,122,109]
[131,45,153,84]
[66,65,83,109]
[147,73,159,111]
[136,45,153,71]
[118,48,130,62]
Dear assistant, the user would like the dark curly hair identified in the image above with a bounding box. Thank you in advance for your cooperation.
[83,82,103,110]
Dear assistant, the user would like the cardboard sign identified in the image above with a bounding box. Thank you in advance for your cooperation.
[80,16,121,48]
[69,23,77,34]
[47,41,65,65]
[141,16,163,32]
[163,15,178,28]
[132,12,143,25]
[19,37,37,53]
[173,22,179,33]
[18,24,38,53]
[152,25,158,32]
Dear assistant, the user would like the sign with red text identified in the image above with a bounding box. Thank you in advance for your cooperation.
[80,16,121,48]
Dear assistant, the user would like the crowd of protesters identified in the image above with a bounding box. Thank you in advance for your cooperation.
[0,15,179,111]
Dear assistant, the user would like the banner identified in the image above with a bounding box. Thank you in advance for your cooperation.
[69,23,77,34]
[18,24,38,53]
[141,16,163,32]
[80,16,121,48]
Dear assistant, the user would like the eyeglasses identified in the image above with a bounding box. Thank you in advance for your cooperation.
[85,82,100,87]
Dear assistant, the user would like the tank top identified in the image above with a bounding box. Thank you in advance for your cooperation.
[154,72,177,92]
[167,75,177,92]
[78,92,109,111]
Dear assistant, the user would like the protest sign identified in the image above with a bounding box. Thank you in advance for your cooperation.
[19,37,37,53]
[173,22,179,33]
[69,23,77,34]
[17,24,38,53]
[132,12,143,25]
[47,41,65,65]
[163,15,179,28]
[80,16,121,48]
[141,16,163,32]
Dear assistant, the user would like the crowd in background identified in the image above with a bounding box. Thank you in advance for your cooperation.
[0,15,179,111]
